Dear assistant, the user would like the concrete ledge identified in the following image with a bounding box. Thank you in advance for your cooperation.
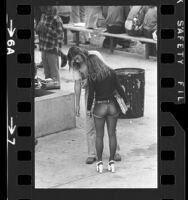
[35,90,76,138]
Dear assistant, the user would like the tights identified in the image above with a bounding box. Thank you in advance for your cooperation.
[94,116,117,161]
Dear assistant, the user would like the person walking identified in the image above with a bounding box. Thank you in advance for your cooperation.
[67,46,123,166]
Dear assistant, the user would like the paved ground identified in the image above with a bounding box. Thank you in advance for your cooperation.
[35,41,157,188]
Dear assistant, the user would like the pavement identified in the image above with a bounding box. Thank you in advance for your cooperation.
[34,42,157,188]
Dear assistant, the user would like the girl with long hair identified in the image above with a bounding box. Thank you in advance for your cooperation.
[72,52,128,173]
[67,46,122,165]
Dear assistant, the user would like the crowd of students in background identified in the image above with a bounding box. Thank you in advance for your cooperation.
[35,5,157,44]
[34,6,157,90]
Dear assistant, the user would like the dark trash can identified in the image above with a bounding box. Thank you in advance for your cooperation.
[115,68,145,118]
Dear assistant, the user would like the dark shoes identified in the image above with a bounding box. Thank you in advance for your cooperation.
[85,157,96,164]
[114,153,122,161]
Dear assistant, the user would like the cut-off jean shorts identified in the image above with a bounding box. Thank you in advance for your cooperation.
[93,100,119,119]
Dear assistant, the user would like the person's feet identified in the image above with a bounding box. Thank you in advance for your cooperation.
[96,161,103,173]
[85,157,96,164]
[114,153,121,161]
[108,160,115,173]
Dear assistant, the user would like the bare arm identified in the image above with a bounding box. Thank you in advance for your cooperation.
[87,80,95,111]
[74,80,81,116]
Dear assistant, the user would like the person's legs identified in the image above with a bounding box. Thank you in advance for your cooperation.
[85,89,96,163]
[85,115,96,159]
[94,116,106,161]
[106,103,118,161]
[79,6,86,23]
[114,128,121,161]
[107,25,125,34]
[41,51,50,79]
[106,116,118,160]
[93,103,108,162]
[71,6,80,23]
[71,6,80,43]
[116,141,121,153]
[104,25,130,48]
[143,29,157,57]
[46,52,60,84]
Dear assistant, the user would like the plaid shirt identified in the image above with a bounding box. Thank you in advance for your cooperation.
[37,13,64,54]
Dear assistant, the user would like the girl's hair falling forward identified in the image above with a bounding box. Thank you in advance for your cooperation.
[87,54,112,82]
[67,46,89,70]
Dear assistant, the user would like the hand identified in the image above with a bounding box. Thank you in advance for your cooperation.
[86,110,92,118]
[75,105,80,117]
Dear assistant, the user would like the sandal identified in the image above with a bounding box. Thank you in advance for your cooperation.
[108,160,115,173]
[96,161,103,173]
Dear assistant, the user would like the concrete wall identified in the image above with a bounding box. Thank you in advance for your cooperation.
[35,91,76,138]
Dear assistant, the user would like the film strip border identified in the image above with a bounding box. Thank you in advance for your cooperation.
[6,1,185,200]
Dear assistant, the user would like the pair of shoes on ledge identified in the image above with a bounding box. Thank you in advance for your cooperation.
[41,79,60,90]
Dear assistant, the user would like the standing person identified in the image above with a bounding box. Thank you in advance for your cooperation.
[125,6,149,36]
[103,6,131,48]
[70,6,89,44]
[70,52,128,173]
[142,6,157,38]
[36,6,64,89]
[67,46,122,164]
[142,6,157,56]
[85,6,107,44]
[85,6,106,29]
[71,6,85,23]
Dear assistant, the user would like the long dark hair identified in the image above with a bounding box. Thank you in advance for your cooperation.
[87,54,112,82]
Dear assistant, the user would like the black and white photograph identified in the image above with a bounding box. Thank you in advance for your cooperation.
[34,5,158,188]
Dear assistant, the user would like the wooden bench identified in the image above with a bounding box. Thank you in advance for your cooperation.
[101,32,157,59]
[63,24,157,59]
[63,24,94,46]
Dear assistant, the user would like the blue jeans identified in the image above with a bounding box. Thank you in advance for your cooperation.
[93,101,119,161]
